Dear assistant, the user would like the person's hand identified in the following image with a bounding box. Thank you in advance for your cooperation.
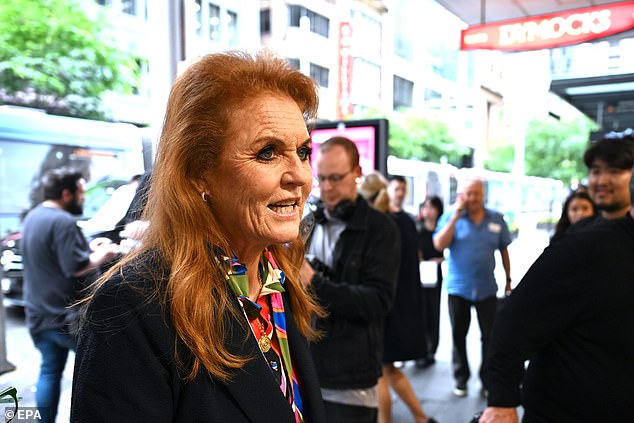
[120,220,149,240]
[479,407,518,423]
[455,193,466,216]
[92,242,120,265]
[299,259,315,287]
[504,279,512,296]
[89,237,112,251]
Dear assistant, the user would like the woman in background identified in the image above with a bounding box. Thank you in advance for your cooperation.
[550,190,596,244]
[359,172,437,423]
[416,196,445,369]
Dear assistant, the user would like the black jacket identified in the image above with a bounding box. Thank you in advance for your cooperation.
[71,255,327,423]
[487,213,634,422]
[307,196,400,389]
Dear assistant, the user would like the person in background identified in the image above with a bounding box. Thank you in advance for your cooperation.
[415,196,445,369]
[360,173,437,423]
[549,190,595,244]
[117,170,153,253]
[479,205,634,423]
[301,137,399,423]
[72,51,327,423]
[434,179,512,398]
[22,167,119,423]
[569,136,634,232]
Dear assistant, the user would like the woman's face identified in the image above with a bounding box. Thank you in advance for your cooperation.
[205,94,312,259]
[567,197,594,225]
[421,201,439,221]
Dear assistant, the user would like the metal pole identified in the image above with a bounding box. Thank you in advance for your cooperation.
[480,0,486,24]
[0,293,16,375]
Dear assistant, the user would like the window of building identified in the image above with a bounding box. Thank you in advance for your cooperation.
[393,76,413,109]
[260,9,271,35]
[352,58,381,105]
[194,0,203,36]
[208,3,221,41]
[288,5,329,38]
[226,9,238,46]
[287,58,300,69]
[121,0,136,15]
[193,1,238,45]
[424,88,441,102]
[350,10,381,60]
[310,63,329,88]
[95,0,146,17]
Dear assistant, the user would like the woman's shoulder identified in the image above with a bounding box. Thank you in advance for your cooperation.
[85,251,169,326]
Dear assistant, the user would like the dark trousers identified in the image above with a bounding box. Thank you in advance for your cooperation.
[448,294,497,388]
[324,400,377,423]
[423,281,442,358]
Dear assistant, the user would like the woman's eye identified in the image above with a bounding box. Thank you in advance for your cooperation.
[298,146,312,161]
[257,146,275,161]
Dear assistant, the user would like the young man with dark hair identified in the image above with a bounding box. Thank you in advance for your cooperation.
[481,133,634,422]
[573,137,634,228]
[22,167,118,422]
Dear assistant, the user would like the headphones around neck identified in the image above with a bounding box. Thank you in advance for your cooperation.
[314,199,356,222]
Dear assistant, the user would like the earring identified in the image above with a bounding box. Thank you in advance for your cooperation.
[201,192,209,202]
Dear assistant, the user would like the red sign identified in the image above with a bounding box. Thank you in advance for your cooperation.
[461,1,634,51]
[337,22,353,119]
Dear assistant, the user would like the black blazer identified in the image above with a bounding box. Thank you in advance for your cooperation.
[71,260,326,423]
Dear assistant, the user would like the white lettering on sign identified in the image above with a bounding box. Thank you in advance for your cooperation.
[499,9,612,46]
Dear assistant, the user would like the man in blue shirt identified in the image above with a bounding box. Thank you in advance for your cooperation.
[434,179,512,398]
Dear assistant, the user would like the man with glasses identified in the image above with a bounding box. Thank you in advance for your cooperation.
[301,136,400,423]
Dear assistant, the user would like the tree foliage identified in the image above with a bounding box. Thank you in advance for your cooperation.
[387,111,470,166]
[0,0,137,119]
[486,116,595,186]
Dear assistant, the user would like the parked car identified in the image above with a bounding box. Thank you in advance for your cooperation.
[0,177,135,307]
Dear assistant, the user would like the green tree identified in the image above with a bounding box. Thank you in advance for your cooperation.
[387,111,470,166]
[485,116,595,185]
[524,117,593,185]
[0,0,138,119]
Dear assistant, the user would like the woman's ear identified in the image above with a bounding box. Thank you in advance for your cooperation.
[192,178,207,195]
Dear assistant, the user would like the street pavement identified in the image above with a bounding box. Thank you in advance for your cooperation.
[0,228,550,422]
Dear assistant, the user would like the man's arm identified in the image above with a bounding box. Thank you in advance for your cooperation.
[74,242,120,277]
[305,214,401,323]
[486,240,586,409]
[433,208,461,251]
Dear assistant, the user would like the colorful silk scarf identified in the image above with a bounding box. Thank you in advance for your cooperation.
[223,250,304,423]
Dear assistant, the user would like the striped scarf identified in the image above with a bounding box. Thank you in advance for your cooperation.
[223,250,304,422]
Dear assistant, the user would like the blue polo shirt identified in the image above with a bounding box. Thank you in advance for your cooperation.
[436,208,511,301]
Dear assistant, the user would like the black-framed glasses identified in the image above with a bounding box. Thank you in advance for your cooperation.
[316,170,353,185]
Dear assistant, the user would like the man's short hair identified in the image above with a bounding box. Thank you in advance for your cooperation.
[41,167,84,200]
[583,138,634,170]
[319,136,360,169]
[388,175,406,184]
